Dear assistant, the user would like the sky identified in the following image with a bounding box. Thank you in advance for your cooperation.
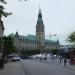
[1,0,75,45]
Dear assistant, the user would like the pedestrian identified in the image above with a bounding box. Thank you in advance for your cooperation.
[64,57,67,66]
[52,55,55,63]
[0,59,2,69]
[59,56,62,63]
[2,59,4,69]
[0,59,4,70]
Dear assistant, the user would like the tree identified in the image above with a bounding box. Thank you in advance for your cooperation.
[0,36,16,57]
[67,31,75,43]
[0,5,12,18]
[0,0,27,3]
[0,5,12,32]
[0,0,28,25]
[51,49,59,55]
[0,37,3,51]
[0,0,7,4]
[21,49,40,56]
[0,0,28,19]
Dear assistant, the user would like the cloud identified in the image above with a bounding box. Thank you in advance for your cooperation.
[3,0,75,44]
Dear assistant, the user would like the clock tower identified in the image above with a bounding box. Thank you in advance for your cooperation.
[36,9,45,49]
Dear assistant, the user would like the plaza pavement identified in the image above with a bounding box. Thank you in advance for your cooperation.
[0,61,25,75]
[0,58,75,75]
[21,59,75,75]
[34,58,75,71]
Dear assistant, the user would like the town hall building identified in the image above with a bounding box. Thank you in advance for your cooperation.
[10,9,60,53]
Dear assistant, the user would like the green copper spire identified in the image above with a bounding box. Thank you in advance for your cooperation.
[38,8,42,19]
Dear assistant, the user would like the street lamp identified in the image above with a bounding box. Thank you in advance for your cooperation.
[0,38,4,60]
[0,37,4,69]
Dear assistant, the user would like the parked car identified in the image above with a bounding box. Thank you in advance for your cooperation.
[16,57,20,61]
[11,57,20,62]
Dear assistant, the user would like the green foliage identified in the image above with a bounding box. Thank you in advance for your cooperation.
[0,0,28,18]
[0,36,16,56]
[67,31,75,43]
[0,37,3,49]
[0,5,12,18]
[0,0,27,3]
[21,49,40,56]
[51,49,59,55]
[0,0,7,4]
[0,11,12,17]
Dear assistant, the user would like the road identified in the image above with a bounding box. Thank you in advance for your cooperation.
[21,59,75,75]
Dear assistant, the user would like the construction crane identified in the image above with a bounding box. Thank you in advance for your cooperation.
[49,33,56,39]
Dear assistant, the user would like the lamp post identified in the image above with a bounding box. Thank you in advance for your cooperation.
[0,37,4,69]
[1,38,4,61]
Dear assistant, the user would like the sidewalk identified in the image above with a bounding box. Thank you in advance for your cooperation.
[0,61,25,75]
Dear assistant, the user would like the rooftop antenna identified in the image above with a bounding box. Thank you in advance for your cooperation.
[17,29,18,33]
[16,29,19,35]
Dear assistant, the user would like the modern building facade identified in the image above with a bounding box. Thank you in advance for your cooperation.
[10,9,60,53]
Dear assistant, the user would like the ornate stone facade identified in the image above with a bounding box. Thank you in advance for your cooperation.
[36,9,45,49]
[10,33,59,52]
[9,9,60,52]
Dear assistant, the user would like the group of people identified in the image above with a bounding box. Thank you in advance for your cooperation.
[51,55,67,66]
[59,56,67,66]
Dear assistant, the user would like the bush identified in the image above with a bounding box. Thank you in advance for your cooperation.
[21,49,40,56]
[51,49,59,55]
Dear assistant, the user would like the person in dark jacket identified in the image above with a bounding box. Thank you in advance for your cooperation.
[64,57,67,66]
[0,59,2,69]
[0,59,4,70]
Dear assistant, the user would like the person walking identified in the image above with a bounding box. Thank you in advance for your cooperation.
[0,59,4,70]
[0,59,2,69]
[64,57,67,66]
[52,55,55,63]
[59,56,62,63]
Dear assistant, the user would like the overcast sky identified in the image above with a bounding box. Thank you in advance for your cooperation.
[2,0,75,45]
